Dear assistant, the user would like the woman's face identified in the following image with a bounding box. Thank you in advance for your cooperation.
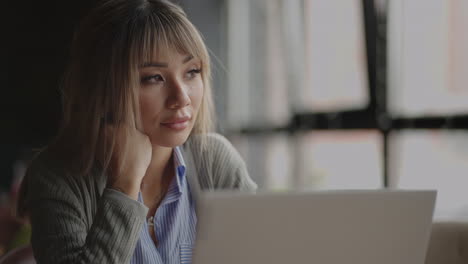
[138,49,204,147]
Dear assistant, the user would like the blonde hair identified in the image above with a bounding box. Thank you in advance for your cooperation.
[50,0,214,175]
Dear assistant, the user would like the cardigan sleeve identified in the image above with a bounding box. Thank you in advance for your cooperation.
[25,159,148,264]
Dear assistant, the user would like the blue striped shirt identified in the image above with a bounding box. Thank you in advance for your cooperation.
[130,147,197,264]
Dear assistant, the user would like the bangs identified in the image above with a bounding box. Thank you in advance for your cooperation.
[129,9,208,69]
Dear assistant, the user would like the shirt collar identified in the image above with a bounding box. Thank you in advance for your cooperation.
[173,146,187,191]
[155,146,187,205]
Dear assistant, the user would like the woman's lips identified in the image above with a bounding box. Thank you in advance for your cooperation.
[161,117,190,130]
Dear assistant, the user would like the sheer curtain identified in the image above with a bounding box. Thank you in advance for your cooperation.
[387,0,468,117]
[226,0,291,129]
[301,0,369,112]
[225,0,375,190]
[226,0,369,129]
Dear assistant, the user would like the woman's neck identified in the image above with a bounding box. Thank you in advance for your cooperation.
[141,145,173,191]
[141,145,175,219]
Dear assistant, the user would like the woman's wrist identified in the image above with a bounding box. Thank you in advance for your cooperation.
[106,165,146,200]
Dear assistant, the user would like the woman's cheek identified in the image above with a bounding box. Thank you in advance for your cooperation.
[192,81,204,110]
[139,93,160,132]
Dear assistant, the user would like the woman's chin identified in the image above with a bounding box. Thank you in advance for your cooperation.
[150,131,191,148]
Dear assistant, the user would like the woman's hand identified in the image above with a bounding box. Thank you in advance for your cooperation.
[103,124,152,200]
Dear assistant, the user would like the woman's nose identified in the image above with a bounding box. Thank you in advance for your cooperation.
[166,78,191,109]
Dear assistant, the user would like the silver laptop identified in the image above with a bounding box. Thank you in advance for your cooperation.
[192,190,436,264]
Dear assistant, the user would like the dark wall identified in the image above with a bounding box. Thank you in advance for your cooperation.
[3,1,98,147]
[2,0,225,146]
[1,1,98,190]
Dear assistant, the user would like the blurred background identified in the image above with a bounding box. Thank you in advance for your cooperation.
[1,0,468,255]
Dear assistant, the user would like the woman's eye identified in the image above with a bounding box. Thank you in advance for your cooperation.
[141,74,164,84]
[186,68,202,79]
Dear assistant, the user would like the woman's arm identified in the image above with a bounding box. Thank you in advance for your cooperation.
[26,161,148,264]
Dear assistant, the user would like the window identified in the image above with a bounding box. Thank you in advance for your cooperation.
[295,130,383,190]
[218,0,468,220]
[389,131,468,220]
[225,0,373,190]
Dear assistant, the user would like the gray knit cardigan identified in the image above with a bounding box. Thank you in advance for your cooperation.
[22,133,257,263]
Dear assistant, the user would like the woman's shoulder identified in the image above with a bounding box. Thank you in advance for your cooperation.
[185,133,244,168]
[17,149,69,216]
[184,133,257,191]
[24,148,80,184]
[24,148,66,186]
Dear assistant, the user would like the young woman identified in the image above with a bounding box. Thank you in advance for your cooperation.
[17,0,256,263]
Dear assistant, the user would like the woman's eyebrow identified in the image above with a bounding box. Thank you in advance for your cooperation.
[183,55,194,64]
